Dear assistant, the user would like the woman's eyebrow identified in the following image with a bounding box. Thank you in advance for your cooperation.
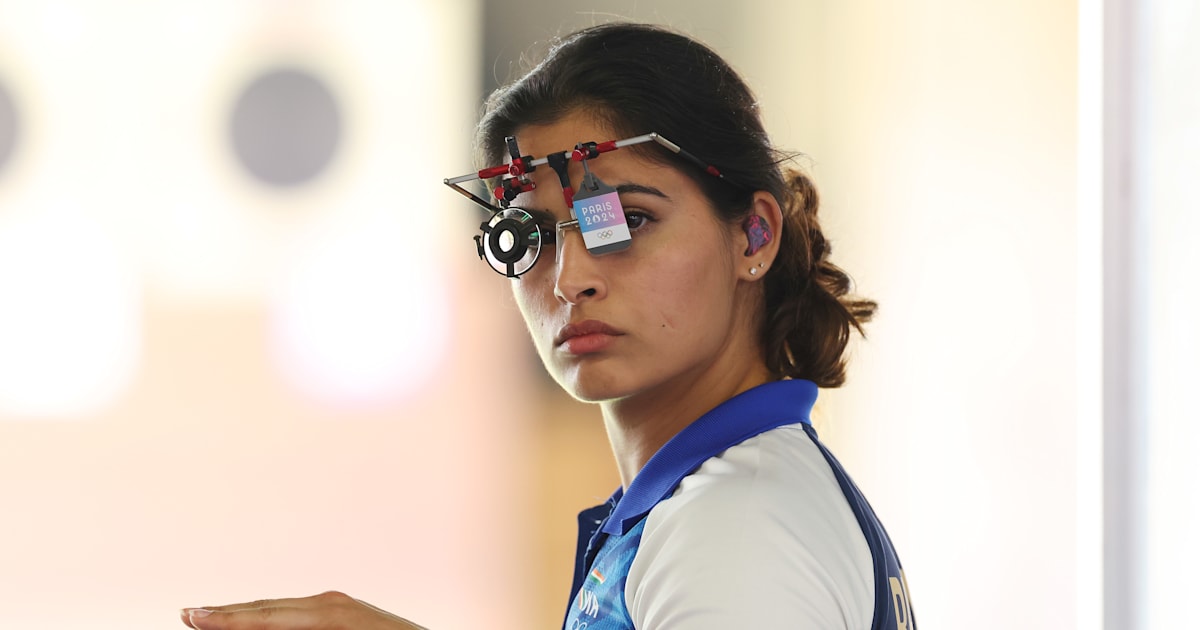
[518,184,668,221]
[615,183,670,200]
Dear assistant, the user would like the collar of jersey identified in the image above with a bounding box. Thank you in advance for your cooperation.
[600,378,817,536]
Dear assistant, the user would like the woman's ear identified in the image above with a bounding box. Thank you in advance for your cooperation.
[737,191,784,281]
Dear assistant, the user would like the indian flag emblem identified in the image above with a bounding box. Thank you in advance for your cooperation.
[588,568,606,585]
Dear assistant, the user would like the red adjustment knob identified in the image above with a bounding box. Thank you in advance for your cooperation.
[571,141,600,161]
[508,156,534,176]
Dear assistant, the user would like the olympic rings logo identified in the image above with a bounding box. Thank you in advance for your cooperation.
[597,230,613,240]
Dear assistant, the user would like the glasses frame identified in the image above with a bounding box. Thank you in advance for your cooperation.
[442,132,730,277]
[445,132,724,206]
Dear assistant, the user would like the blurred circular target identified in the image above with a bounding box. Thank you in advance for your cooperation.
[0,79,18,176]
[229,67,342,187]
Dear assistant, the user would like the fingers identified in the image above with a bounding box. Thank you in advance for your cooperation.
[181,594,317,629]
[179,591,428,630]
[182,604,317,630]
[200,595,336,614]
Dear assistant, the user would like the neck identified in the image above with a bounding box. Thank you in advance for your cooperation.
[600,358,771,489]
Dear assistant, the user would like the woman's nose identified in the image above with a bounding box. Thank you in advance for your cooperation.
[552,227,607,304]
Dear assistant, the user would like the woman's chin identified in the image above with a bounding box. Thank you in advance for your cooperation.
[552,367,634,404]
[560,380,622,404]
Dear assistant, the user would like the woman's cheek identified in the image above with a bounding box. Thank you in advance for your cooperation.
[512,288,553,349]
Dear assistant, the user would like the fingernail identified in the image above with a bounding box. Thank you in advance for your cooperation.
[185,609,213,618]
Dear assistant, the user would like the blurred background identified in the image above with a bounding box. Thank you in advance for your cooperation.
[0,1,1195,629]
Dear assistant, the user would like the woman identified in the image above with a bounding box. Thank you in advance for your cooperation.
[181,22,915,630]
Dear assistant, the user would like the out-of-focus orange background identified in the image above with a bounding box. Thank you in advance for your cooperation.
[0,1,1196,629]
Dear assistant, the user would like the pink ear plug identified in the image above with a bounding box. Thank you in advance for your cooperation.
[742,215,772,256]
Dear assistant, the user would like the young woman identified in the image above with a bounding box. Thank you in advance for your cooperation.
[181,22,915,630]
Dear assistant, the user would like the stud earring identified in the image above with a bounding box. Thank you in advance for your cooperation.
[749,267,758,276]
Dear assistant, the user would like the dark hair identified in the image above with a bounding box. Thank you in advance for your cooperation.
[478,22,876,387]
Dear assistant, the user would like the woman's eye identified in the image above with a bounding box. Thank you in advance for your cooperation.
[626,211,652,230]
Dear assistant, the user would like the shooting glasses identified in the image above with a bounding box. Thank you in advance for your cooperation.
[443,133,728,278]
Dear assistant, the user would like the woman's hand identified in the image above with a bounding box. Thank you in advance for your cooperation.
[180,591,429,630]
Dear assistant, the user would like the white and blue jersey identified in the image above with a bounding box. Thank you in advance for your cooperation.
[563,380,916,629]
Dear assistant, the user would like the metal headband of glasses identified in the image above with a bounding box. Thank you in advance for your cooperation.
[442,132,727,278]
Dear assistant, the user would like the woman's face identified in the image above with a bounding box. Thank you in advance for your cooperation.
[506,111,760,404]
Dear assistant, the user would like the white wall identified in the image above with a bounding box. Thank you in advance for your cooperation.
[742,2,1082,628]
[1134,1,1200,628]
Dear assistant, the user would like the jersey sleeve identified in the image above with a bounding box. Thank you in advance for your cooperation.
[624,425,875,629]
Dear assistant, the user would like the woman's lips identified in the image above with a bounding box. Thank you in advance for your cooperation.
[555,320,624,354]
